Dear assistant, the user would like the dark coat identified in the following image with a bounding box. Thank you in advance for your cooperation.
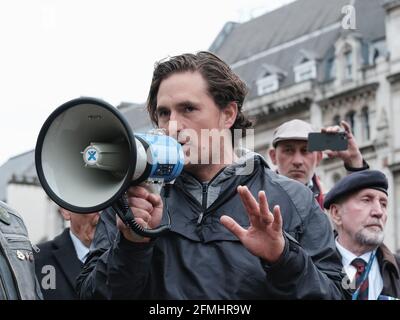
[336,243,400,299]
[378,244,400,298]
[77,155,349,299]
[34,228,82,300]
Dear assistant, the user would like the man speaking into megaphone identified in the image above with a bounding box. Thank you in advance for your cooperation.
[73,51,349,300]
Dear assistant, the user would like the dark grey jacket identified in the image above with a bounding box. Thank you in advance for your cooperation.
[77,155,349,299]
[0,201,42,299]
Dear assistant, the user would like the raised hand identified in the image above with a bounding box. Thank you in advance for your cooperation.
[322,120,363,168]
[220,186,285,263]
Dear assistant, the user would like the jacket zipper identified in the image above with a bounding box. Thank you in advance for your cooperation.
[197,183,208,225]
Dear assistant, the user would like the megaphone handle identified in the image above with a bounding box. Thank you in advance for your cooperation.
[112,194,171,239]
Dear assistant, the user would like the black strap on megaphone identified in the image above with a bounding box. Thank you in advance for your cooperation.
[112,186,172,239]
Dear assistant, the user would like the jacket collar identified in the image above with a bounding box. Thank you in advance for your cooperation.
[378,244,400,278]
[179,152,269,184]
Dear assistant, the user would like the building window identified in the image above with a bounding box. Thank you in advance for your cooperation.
[345,111,356,134]
[333,115,341,126]
[326,57,336,80]
[344,50,353,80]
[294,60,317,83]
[361,106,370,141]
[256,74,279,95]
[332,173,342,185]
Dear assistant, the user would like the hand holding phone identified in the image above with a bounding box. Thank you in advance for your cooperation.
[307,132,348,152]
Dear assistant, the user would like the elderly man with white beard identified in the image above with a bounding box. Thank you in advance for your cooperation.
[324,170,400,300]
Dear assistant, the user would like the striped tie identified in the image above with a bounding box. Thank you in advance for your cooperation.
[351,258,369,300]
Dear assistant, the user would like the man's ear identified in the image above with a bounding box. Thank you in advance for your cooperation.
[222,102,238,129]
[60,208,71,221]
[329,204,342,228]
[268,148,277,165]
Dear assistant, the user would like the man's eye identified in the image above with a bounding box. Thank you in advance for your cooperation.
[184,106,195,112]
[158,110,170,117]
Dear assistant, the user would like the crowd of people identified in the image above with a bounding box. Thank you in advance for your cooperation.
[0,51,398,300]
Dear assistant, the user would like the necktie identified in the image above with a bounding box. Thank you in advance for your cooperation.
[351,258,369,300]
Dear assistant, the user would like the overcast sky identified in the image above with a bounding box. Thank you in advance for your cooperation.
[0,0,294,166]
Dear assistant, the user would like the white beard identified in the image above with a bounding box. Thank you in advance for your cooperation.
[355,228,384,247]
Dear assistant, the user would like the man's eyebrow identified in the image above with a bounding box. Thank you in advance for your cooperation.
[175,100,198,108]
[156,105,169,111]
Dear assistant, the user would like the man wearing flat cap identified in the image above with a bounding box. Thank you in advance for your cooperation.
[269,119,368,208]
[324,170,400,300]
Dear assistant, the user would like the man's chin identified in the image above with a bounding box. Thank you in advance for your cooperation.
[356,230,385,247]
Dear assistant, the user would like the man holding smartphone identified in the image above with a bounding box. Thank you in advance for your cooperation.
[268,119,368,208]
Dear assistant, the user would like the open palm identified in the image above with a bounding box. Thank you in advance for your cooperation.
[220,186,285,263]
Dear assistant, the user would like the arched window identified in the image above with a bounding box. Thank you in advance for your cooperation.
[345,111,356,134]
[361,106,370,141]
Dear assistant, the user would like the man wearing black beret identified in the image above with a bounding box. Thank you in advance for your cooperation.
[324,170,400,300]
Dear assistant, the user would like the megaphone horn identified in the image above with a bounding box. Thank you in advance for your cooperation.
[35,97,184,238]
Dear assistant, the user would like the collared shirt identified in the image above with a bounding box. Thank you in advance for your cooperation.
[69,230,90,264]
[336,239,383,300]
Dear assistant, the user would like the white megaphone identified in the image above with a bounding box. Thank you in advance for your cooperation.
[35,97,185,237]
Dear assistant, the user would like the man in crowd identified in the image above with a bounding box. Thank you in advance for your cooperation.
[0,201,42,299]
[35,208,99,299]
[324,170,400,299]
[77,51,349,299]
[269,119,368,208]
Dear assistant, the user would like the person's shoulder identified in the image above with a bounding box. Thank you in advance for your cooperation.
[37,238,55,252]
[263,168,314,199]
[0,200,24,221]
[0,200,29,235]
[37,228,70,252]
[262,169,318,218]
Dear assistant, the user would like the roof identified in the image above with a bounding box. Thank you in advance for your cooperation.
[212,0,386,99]
[118,102,154,132]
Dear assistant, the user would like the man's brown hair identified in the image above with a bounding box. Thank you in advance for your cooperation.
[146,51,252,135]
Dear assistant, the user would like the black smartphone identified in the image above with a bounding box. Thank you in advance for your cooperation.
[307,132,348,152]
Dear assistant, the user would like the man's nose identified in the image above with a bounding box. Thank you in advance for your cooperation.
[167,113,183,139]
[292,151,304,166]
[371,200,384,218]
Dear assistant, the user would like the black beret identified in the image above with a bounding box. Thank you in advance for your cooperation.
[323,170,388,209]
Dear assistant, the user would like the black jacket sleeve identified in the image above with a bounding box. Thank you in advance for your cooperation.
[76,208,155,299]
